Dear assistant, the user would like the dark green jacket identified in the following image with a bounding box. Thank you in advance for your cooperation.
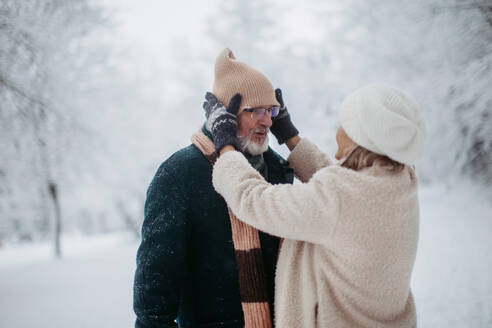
[133,136,294,327]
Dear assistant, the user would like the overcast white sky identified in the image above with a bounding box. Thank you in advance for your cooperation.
[96,0,329,71]
[99,0,216,56]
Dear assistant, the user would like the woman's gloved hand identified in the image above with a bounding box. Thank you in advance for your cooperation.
[270,88,299,144]
[203,92,242,153]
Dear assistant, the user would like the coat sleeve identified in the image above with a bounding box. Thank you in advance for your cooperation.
[133,160,189,328]
[212,151,343,244]
[287,138,334,183]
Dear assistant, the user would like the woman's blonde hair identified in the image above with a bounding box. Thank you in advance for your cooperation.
[341,146,405,173]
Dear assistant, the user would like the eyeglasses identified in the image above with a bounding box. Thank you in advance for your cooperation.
[243,106,280,120]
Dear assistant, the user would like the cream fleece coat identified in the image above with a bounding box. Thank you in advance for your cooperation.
[212,138,419,328]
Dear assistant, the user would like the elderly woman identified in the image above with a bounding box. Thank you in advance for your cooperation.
[205,84,426,328]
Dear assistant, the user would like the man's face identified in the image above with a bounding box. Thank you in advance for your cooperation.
[237,107,273,156]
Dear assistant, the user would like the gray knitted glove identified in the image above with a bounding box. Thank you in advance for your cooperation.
[270,88,299,144]
[203,92,242,153]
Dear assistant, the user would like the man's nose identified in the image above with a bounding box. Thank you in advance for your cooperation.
[259,111,273,128]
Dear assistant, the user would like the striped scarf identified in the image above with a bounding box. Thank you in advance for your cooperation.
[191,129,273,328]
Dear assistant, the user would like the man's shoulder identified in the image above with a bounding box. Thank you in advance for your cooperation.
[264,147,294,184]
[164,144,208,166]
[153,144,210,181]
[264,147,288,166]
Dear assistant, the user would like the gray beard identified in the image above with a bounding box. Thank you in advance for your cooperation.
[238,132,269,156]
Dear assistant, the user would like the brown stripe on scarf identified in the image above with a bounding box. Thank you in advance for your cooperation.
[191,129,272,328]
[228,207,269,303]
[235,250,269,302]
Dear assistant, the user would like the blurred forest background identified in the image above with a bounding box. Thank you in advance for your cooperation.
[1,0,491,248]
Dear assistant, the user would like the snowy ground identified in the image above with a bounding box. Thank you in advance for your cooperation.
[411,183,492,328]
[0,234,137,328]
[0,183,491,328]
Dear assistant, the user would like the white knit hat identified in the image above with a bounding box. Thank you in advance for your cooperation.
[339,84,426,165]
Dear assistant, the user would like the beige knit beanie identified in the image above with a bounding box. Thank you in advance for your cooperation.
[213,48,280,111]
[340,84,426,165]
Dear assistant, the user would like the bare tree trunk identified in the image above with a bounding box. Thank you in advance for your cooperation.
[49,182,62,258]
[479,1,492,27]
[116,200,141,240]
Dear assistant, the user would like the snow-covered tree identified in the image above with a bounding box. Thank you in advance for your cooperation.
[204,0,492,184]
[313,0,492,184]
[0,0,106,247]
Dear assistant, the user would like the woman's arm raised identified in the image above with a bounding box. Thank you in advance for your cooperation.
[213,150,343,244]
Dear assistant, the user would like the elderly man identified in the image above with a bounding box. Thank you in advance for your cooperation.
[133,48,299,328]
